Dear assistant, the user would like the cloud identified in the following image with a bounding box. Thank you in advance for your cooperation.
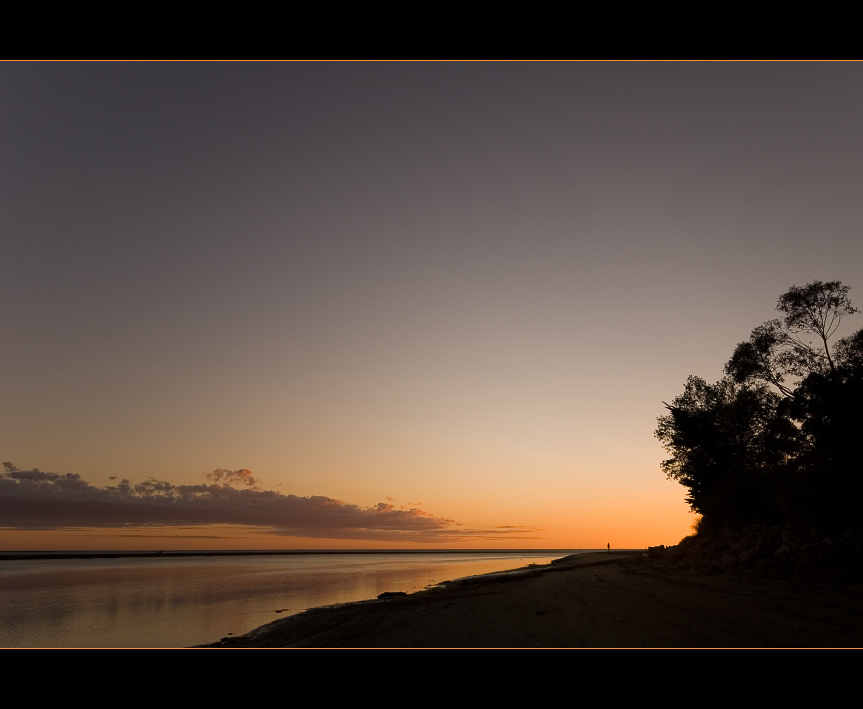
[204,468,260,489]
[0,464,541,543]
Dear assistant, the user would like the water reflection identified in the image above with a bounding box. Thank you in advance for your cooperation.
[0,552,571,647]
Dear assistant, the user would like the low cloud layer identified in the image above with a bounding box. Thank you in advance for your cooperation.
[0,463,540,543]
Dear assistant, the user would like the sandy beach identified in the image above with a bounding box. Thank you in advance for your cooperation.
[201,551,863,647]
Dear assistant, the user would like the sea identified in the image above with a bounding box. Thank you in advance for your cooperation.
[0,550,582,647]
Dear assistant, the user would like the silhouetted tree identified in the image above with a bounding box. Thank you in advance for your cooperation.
[658,280,863,532]
[656,377,797,528]
[726,280,859,395]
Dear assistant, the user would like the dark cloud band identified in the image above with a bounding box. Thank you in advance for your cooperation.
[0,463,539,542]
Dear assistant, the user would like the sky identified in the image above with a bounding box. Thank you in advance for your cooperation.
[2,62,863,551]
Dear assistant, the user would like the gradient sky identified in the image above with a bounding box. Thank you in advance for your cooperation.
[3,62,863,550]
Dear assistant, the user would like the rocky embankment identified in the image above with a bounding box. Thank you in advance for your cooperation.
[652,524,863,584]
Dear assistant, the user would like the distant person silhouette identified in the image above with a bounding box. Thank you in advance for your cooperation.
[607,543,610,553]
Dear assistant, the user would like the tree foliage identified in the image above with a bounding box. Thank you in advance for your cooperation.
[657,280,863,532]
[725,280,859,395]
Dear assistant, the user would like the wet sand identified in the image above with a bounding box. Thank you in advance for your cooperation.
[202,551,863,647]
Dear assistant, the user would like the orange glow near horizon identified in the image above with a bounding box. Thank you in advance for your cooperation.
[0,493,694,552]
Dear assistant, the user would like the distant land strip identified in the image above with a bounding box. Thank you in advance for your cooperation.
[0,548,595,562]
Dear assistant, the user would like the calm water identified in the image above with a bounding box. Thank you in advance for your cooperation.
[0,551,576,647]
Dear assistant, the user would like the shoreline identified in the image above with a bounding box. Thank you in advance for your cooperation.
[200,549,863,647]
